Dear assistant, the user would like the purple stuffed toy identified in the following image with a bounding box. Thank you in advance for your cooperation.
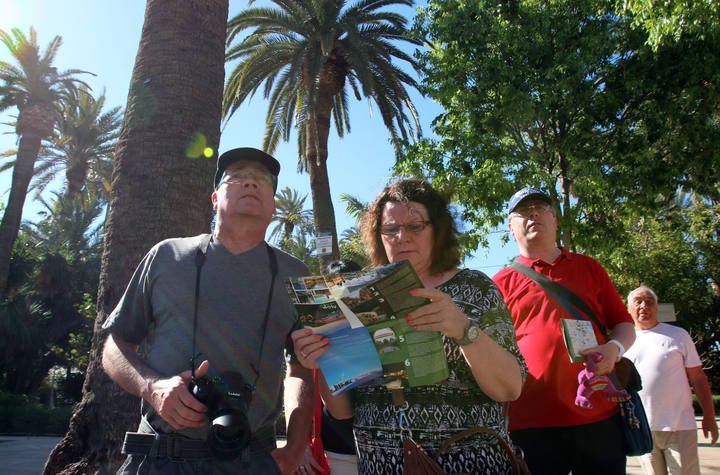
[575,352,630,409]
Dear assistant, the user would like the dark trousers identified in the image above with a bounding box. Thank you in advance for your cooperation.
[511,414,626,475]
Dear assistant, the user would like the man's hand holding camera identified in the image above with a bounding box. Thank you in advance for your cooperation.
[144,359,210,430]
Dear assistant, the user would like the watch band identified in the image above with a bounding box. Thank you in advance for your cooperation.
[454,318,481,346]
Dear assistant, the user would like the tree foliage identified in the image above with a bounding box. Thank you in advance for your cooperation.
[620,0,720,49]
[33,86,122,201]
[403,0,720,255]
[271,189,371,273]
[270,186,314,248]
[0,27,89,295]
[0,192,102,396]
[405,0,719,389]
[338,193,370,267]
[600,193,719,387]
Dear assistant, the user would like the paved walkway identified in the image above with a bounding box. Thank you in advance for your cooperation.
[626,417,720,474]
[0,435,59,475]
[1,418,717,474]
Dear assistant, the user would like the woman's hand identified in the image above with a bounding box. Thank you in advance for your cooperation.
[406,287,524,401]
[291,328,328,370]
[405,288,469,340]
[290,445,324,475]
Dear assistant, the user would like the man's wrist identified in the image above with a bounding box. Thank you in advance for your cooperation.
[607,339,625,362]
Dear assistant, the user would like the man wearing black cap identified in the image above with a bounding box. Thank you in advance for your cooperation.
[102,147,314,474]
[493,186,636,475]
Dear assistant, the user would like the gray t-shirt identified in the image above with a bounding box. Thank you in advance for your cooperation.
[103,234,308,437]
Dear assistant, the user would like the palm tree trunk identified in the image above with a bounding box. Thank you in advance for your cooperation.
[306,89,340,270]
[0,111,49,296]
[42,1,228,473]
[65,159,88,199]
[282,221,295,244]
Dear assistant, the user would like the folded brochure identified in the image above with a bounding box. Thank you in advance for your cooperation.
[561,318,599,363]
[286,260,449,395]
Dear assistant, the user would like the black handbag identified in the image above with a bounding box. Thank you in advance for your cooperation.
[510,261,653,456]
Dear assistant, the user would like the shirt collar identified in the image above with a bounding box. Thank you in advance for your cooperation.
[515,247,572,268]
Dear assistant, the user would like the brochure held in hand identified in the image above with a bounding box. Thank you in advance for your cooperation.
[286,260,449,395]
[561,319,599,363]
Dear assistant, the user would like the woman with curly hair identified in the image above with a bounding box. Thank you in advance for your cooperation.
[294,179,526,474]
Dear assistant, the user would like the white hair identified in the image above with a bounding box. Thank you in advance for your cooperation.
[627,285,658,305]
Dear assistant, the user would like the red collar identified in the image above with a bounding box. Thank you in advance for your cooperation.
[515,247,573,268]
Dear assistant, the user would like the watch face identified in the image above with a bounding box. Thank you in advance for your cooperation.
[467,324,481,341]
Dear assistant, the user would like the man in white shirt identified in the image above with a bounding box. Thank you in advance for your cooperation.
[624,286,718,475]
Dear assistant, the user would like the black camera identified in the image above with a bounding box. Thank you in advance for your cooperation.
[189,375,252,460]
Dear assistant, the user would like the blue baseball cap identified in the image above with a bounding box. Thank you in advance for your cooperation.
[508,187,551,213]
[215,147,280,191]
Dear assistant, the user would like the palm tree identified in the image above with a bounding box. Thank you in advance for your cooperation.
[224,0,422,267]
[1,192,105,396]
[270,186,314,247]
[338,192,369,265]
[23,190,105,261]
[33,87,122,202]
[339,225,370,267]
[339,191,368,220]
[43,2,229,473]
[0,27,89,295]
[284,228,320,274]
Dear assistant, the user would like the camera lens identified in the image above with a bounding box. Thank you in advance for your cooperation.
[189,376,252,460]
[208,412,251,460]
[213,413,241,438]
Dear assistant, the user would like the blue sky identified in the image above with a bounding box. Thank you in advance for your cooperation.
[0,0,516,274]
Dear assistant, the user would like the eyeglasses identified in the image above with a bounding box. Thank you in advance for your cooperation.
[510,202,552,218]
[221,170,275,189]
[379,221,432,236]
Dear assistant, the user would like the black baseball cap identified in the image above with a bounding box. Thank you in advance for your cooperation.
[214,147,280,191]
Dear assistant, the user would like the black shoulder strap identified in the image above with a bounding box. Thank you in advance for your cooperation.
[266,242,278,276]
[510,260,609,338]
[252,243,278,386]
[191,234,213,376]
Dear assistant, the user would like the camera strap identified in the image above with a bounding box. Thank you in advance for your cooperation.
[190,233,278,392]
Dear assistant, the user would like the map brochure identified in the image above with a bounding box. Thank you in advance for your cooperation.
[286,260,449,395]
[561,318,599,363]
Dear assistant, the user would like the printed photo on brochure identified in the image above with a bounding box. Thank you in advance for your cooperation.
[286,260,449,395]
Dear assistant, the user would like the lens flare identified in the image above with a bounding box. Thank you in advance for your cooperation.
[185,131,207,159]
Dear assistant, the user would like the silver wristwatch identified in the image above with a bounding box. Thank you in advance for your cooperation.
[454,318,481,346]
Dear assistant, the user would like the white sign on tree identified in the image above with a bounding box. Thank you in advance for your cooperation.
[315,232,333,256]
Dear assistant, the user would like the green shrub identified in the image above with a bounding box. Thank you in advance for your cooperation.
[692,396,720,417]
[0,392,73,435]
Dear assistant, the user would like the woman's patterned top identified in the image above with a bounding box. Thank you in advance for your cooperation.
[352,269,527,475]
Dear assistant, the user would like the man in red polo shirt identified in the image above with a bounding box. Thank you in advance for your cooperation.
[493,187,636,475]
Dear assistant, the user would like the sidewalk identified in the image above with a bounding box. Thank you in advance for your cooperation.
[626,417,720,474]
[0,435,59,475]
[0,418,717,475]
